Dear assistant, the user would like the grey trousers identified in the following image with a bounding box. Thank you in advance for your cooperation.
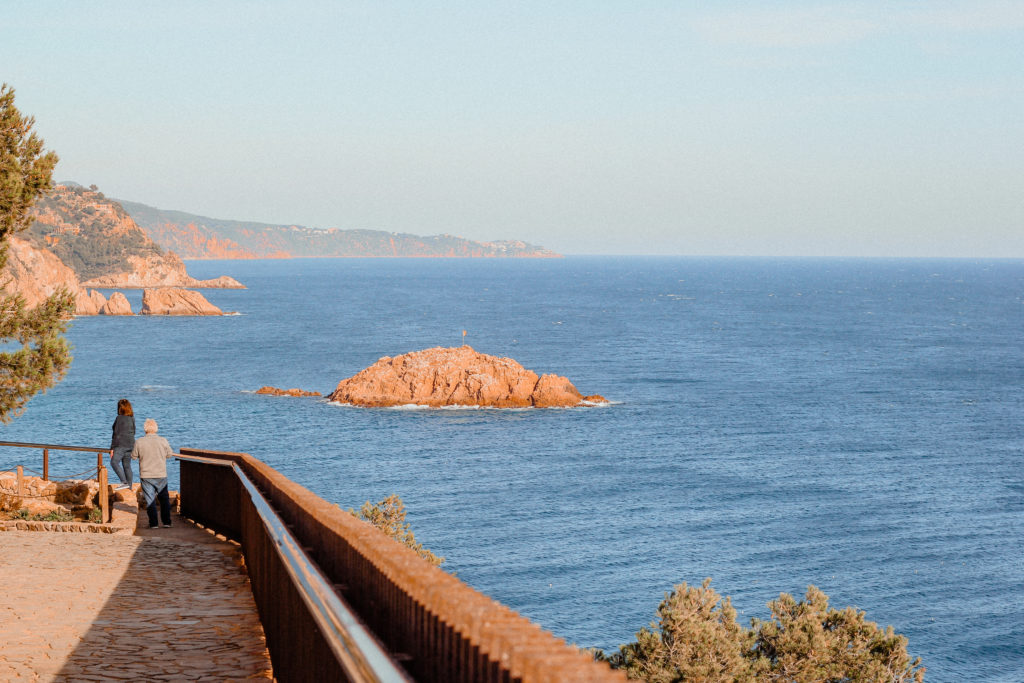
[110,447,133,486]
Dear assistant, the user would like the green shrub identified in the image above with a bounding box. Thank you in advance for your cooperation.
[607,579,924,683]
[3,506,76,522]
[349,494,444,567]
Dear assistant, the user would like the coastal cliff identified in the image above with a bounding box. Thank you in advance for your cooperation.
[2,237,91,312]
[0,237,125,316]
[25,184,243,289]
[2,236,232,316]
[328,346,607,408]
[1,183,246,316]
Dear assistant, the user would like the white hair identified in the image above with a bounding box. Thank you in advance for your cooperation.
[144,418,158,433]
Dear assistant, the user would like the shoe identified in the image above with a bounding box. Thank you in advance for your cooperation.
[162,524,172,528]
[115,484,129,490]
[149,525,159,529]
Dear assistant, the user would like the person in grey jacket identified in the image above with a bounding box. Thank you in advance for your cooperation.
[131,418,175,529]
[110,399,136,490]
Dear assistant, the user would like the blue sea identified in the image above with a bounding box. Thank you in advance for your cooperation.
[2,257,1022,681]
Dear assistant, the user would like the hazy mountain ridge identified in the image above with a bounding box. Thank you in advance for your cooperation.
[117,199,562,259]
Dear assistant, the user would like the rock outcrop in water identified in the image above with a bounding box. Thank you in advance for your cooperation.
[99,292,133,316]
[255,386,321,397]
[139,288,224,316]
[77,289,108,316]
[328,346,608,408]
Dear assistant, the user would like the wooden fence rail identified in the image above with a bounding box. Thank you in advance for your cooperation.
[0,441,114,522]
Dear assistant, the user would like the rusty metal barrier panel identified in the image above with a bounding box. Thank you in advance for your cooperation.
[179,454,242,538]
[178,448,625,683]
[177,452,409,683]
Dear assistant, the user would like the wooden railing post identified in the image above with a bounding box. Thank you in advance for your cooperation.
[0,444,126,525]
[98,466,109,523]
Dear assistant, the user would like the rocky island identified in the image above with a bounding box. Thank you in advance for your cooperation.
[328,346,608,408]
[255,386,321,397]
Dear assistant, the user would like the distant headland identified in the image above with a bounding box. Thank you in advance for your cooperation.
[117,196,562,259]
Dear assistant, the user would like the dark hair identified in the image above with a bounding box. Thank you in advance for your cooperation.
[117,398,133,416]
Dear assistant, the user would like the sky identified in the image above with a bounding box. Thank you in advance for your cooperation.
[4,1,1023,256]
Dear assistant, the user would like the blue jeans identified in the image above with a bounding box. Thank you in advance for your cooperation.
[110,447,133,486]
[141,478,171,527]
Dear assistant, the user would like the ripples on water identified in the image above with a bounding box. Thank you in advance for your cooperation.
[1,256,1021,681]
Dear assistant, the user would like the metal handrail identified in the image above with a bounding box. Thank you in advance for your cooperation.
[175,453,410,682]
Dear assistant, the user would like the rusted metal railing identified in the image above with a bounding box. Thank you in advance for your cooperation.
[177,448,625,683]
[0,440,114,522]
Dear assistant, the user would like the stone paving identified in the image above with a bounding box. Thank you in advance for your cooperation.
[0,506,273,681]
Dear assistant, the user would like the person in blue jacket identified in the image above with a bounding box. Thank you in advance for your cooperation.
[110,398,136,490]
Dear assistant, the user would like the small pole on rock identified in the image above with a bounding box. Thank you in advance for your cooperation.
[16,465,23,497]
[42,448,49,482]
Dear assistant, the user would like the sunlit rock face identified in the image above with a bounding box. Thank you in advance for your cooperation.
[1,237,93,313]
[328,346,608,408]
[99,292,133,316]
[139,288,224,316]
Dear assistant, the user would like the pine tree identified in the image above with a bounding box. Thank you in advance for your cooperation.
[610,578,755,682]
[0,84,73,422]
[750,586,924,683]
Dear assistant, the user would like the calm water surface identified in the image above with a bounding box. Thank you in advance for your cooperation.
[2,257,1021,682]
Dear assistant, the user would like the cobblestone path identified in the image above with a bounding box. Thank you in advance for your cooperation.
[0,509,273,681]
